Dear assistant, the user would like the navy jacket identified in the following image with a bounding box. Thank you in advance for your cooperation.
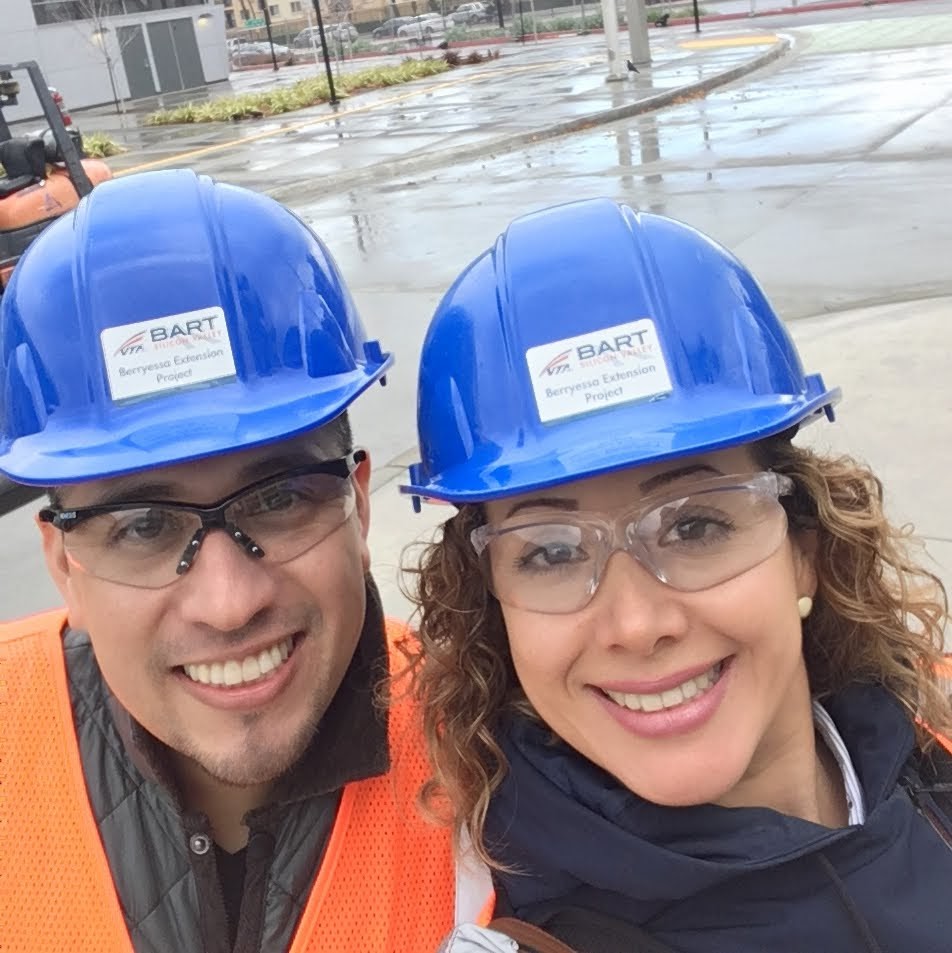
[485,685,952,952]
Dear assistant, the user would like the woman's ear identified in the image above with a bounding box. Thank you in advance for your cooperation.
[791,528,818,602]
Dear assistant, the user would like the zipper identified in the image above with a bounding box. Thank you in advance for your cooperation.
[907,786,952,851]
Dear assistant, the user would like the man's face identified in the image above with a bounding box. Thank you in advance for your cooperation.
[39,433,372,788]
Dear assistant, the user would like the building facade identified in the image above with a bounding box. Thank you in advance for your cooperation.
[2,0,229,118]
[224,0,405,33]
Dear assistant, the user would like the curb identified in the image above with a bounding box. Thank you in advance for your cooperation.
[268,33,791,203]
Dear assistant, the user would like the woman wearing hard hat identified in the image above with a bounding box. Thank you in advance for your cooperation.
[402,200,952,953]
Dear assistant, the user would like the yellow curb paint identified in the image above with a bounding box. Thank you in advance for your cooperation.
[116,57,598,178]
[680,35,779,49]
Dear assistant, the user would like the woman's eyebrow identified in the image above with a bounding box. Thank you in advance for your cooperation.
[639,464,723,495]
[504,497,578,519]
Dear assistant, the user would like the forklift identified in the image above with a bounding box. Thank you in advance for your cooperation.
[0,61,112,512]
[0,60,113,294]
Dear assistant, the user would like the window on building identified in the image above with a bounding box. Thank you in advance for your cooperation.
[31,0,208,26]
[268,4,279,14]
[290,0,302,10]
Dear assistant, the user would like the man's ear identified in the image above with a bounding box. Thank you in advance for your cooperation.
[37,515,86,629]
[352,451,372,571]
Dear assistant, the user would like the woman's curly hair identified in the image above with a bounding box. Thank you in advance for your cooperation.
[396,437,951,866]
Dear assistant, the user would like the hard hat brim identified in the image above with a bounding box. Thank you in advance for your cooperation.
[0,359,391,486]
[404,384,840,505]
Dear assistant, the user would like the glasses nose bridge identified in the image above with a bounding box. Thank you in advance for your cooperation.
[177,502,264,576]
[607,509,666,584]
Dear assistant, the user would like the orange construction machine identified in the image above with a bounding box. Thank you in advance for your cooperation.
[1,61,112,294]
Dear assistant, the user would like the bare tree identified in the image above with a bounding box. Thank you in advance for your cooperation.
[51,0,142,115]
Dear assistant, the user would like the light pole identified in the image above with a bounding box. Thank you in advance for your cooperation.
[91,26,123,116]
[260,0,280,71]
[310,0,339,105]
[599,0,624,81]
[624,0,650,67]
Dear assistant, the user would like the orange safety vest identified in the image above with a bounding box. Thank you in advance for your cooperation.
[0,609,469,952]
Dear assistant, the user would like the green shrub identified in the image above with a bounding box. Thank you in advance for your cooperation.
[82,132,126,158]
[144,58,452,124]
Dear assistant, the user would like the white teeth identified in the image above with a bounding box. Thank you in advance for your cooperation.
[661,687,684,708]
[183,637,294,688]
[604,662,723,713]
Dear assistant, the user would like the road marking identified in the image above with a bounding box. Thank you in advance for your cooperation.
[116,58,598,177]
[680,35,779,49]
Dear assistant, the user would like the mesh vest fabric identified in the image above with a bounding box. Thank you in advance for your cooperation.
[0,610,458,952]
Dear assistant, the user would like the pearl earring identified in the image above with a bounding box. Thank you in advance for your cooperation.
[798,596,814,619]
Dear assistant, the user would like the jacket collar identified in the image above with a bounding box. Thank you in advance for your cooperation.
[486,683,916,918]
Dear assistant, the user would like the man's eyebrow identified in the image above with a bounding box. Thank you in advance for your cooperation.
[69,481,179,509]
[639,464,723,495]
[234,451,329,485]
[67,453,334,509]
[504,497,578,519]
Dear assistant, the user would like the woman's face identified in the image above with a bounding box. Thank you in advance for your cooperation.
[482,446,817,807]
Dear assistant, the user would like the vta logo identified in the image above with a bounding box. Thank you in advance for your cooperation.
[538,349,572,377]
[114,331,146,356]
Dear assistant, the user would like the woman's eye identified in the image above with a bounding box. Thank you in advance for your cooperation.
[518,541,588,570]
[660,515,734,547]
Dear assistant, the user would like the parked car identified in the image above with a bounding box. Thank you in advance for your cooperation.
[228,39,293,66]
[397,13,455,42]
[454,2,491,24]
[372,16,415,39]
[292,23,358,48]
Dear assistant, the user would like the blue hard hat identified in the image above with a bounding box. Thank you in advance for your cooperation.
[0,169,391,485]
[405,199,840,505]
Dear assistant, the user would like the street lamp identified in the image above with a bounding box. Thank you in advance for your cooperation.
[197,12,213,26]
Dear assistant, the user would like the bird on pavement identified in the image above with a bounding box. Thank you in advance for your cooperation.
[626,59,639,73]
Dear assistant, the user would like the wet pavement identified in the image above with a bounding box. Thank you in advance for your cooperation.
[88,28,789,195]
[1,2,950,622]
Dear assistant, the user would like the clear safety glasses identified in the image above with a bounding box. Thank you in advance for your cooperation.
[470,471,795,614]
[38,451,365,589]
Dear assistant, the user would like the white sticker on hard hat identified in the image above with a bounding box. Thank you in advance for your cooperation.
[100,307,237,403]
[526,318,672,424]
